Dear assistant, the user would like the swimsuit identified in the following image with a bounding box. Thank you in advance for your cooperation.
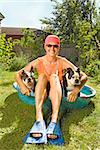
[37,58,63,82]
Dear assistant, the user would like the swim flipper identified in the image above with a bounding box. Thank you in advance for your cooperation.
[46,122,64,145]
[24,120,47,144]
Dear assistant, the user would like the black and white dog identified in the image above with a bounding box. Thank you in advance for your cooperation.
[62,67,81,97]
[14,66,36,92]
[21,66,36,92]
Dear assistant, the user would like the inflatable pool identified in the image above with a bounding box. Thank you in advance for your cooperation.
[13,83,96,109]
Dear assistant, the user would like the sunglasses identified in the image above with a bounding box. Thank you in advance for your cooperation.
[46,44,59,48]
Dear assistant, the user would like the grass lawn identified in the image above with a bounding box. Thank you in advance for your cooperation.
[0,69,100,150]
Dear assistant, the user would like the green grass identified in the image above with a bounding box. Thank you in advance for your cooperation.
[0,69,100,150]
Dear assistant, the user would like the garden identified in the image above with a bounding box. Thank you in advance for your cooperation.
[0,0,100,150]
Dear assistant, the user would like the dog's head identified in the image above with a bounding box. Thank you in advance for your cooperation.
[21,66,36,90]
[63,67,81,86]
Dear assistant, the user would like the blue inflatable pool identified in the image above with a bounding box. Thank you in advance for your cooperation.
[13,83,96,109]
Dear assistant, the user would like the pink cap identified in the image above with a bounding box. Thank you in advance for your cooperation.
[45,35,60,47]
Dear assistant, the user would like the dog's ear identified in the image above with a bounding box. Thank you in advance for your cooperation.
[30,66,35,77]
[30,66,34,73]
[67,68,74,79]
[21,70,25,75]
[63,69,67,75]
[67,68,73,73]
[21,70,28,78]
[76,68,80,75]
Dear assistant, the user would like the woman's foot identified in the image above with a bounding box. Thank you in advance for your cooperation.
[46,122,64,145]
[31,133,42,138]
[30,121,44,139]
[47,134,58,139]
[46,122,58,139]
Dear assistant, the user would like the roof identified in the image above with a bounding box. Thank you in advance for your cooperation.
[1,27,48,39]
[0,13,5,21]
[1,27,38,35]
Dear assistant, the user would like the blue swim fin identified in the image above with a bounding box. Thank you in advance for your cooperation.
[24,121,47,144]
[46,122,64,145]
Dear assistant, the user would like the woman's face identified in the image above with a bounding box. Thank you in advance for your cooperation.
[44,42,60,57]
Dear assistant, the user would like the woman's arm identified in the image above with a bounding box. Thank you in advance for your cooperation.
[15,58,39,96]
[68,71,88,102]
[62,57,88,102]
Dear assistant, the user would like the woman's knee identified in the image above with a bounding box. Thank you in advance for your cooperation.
[35,74,48,93]
[50,74,61,89]
[50,74,59,86]
[38,74,47,82]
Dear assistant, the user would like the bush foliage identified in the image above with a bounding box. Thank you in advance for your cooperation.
[9,55,28,71]
[0,34,16,70]
[0,31,45,71]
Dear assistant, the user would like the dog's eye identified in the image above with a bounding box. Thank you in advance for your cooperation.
[26,75,28,78]
[72,76,74,79]
[23,78,26,81]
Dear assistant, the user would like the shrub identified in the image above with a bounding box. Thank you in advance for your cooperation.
[85,60,100,77]
[8,55,28,71]
[0,34,16,70]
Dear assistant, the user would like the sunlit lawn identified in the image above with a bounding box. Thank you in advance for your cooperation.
[0,68,100,150]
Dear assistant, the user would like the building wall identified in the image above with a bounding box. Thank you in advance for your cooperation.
[1,27,80,65]
[60,44,79,66]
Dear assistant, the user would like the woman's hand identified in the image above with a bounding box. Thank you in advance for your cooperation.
[20,85,30,96]
[67,88,80,102]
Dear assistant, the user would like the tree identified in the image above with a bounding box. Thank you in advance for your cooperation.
[16,28,47,60]
[41,0,100,76]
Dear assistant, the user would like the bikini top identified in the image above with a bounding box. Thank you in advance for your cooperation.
[37,57,63,81]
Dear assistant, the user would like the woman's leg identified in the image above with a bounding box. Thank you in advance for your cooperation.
[35,74,48,122]
[49,74,62,123]
[31,74,48,138]
[48,74,62,139]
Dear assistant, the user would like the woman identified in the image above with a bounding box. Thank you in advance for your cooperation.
[16,35,87,144]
